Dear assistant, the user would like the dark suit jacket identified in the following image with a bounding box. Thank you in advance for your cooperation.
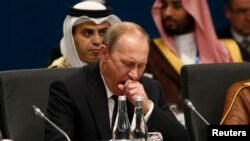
[45,63,188,141]
[217,27,250,61]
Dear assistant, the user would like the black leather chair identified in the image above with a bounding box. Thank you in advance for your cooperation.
[0,68,77,141]
[180,62,250,141]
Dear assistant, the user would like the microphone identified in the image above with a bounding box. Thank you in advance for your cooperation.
[183,99,210,125]
[31,105,71,141]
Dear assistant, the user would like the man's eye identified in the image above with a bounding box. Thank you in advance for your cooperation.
[162,1,168,7]
[123,61,134,67]
[82,30,93,36]
[99,29,108,36]
[138,64,146,69]
[173,2,182,9]
[125,63,133,67]
[232,8,250,15]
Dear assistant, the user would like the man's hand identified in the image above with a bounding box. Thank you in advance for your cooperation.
[117,79,152,114]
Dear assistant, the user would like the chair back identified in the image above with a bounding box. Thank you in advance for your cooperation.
[180,63,250,141]
[0,68,77,141]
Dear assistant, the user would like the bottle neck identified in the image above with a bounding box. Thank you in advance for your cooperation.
[118,100,127,112]
[135,100,142,108]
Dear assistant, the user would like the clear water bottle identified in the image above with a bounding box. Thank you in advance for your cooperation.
[130,96,148,141]
[112,95,130,140]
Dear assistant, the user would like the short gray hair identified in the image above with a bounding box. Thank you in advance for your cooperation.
[103,22,149,52]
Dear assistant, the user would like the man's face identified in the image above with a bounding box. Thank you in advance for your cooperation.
[73,21,110,63]
[100,34,149,95]
[226,0,250,37]
[160,0,194,35]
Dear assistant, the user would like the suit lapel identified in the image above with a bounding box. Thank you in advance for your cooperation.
[86,64,111,139]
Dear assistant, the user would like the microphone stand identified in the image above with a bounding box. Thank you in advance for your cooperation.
[31,105,71,141]
[184,99,210,125]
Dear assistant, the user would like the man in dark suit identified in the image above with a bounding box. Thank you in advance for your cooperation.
[45,22,188,141]
[217,0,250,61]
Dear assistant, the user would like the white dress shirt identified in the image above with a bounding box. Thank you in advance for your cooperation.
[174,32,199,64]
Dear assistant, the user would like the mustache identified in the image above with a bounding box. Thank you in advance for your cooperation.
[163,16,175,23]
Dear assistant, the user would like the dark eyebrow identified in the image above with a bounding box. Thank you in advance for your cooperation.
[99,27,108,31]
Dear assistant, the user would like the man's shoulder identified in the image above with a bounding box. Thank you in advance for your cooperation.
[149,37,170,52]
[140,75,160,86]
[65,63,98,79]
[220,38,243,62]
[48,56,70,68]
[150,37,164,46]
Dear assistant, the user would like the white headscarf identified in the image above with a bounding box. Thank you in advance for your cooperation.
[60,1,121,67]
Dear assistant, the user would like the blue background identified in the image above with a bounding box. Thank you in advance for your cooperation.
[0,0,228,71]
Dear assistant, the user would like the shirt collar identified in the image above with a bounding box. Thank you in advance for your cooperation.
[231,28,250,42]
[100,71,113,99]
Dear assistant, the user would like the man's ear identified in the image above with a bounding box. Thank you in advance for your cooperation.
[100,45,109,61]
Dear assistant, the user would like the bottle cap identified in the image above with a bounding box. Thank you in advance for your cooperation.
[118,95,126,100]
[135,96,142,101]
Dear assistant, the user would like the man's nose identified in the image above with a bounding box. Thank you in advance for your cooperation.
[92,33,102,46]
[128,68,139,80]
[164,6,175,17]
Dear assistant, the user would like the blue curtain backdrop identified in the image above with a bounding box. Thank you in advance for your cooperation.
[0,0,228,71]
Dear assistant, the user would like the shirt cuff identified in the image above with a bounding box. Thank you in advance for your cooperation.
[144,100,154,122]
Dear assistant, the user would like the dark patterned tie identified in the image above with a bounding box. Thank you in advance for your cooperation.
[111,95,118,130]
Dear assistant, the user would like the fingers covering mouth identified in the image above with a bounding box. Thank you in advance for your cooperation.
[120,81,126,85]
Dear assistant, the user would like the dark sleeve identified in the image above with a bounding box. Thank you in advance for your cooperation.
[45,81,76,141]
[146,80,189,141]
